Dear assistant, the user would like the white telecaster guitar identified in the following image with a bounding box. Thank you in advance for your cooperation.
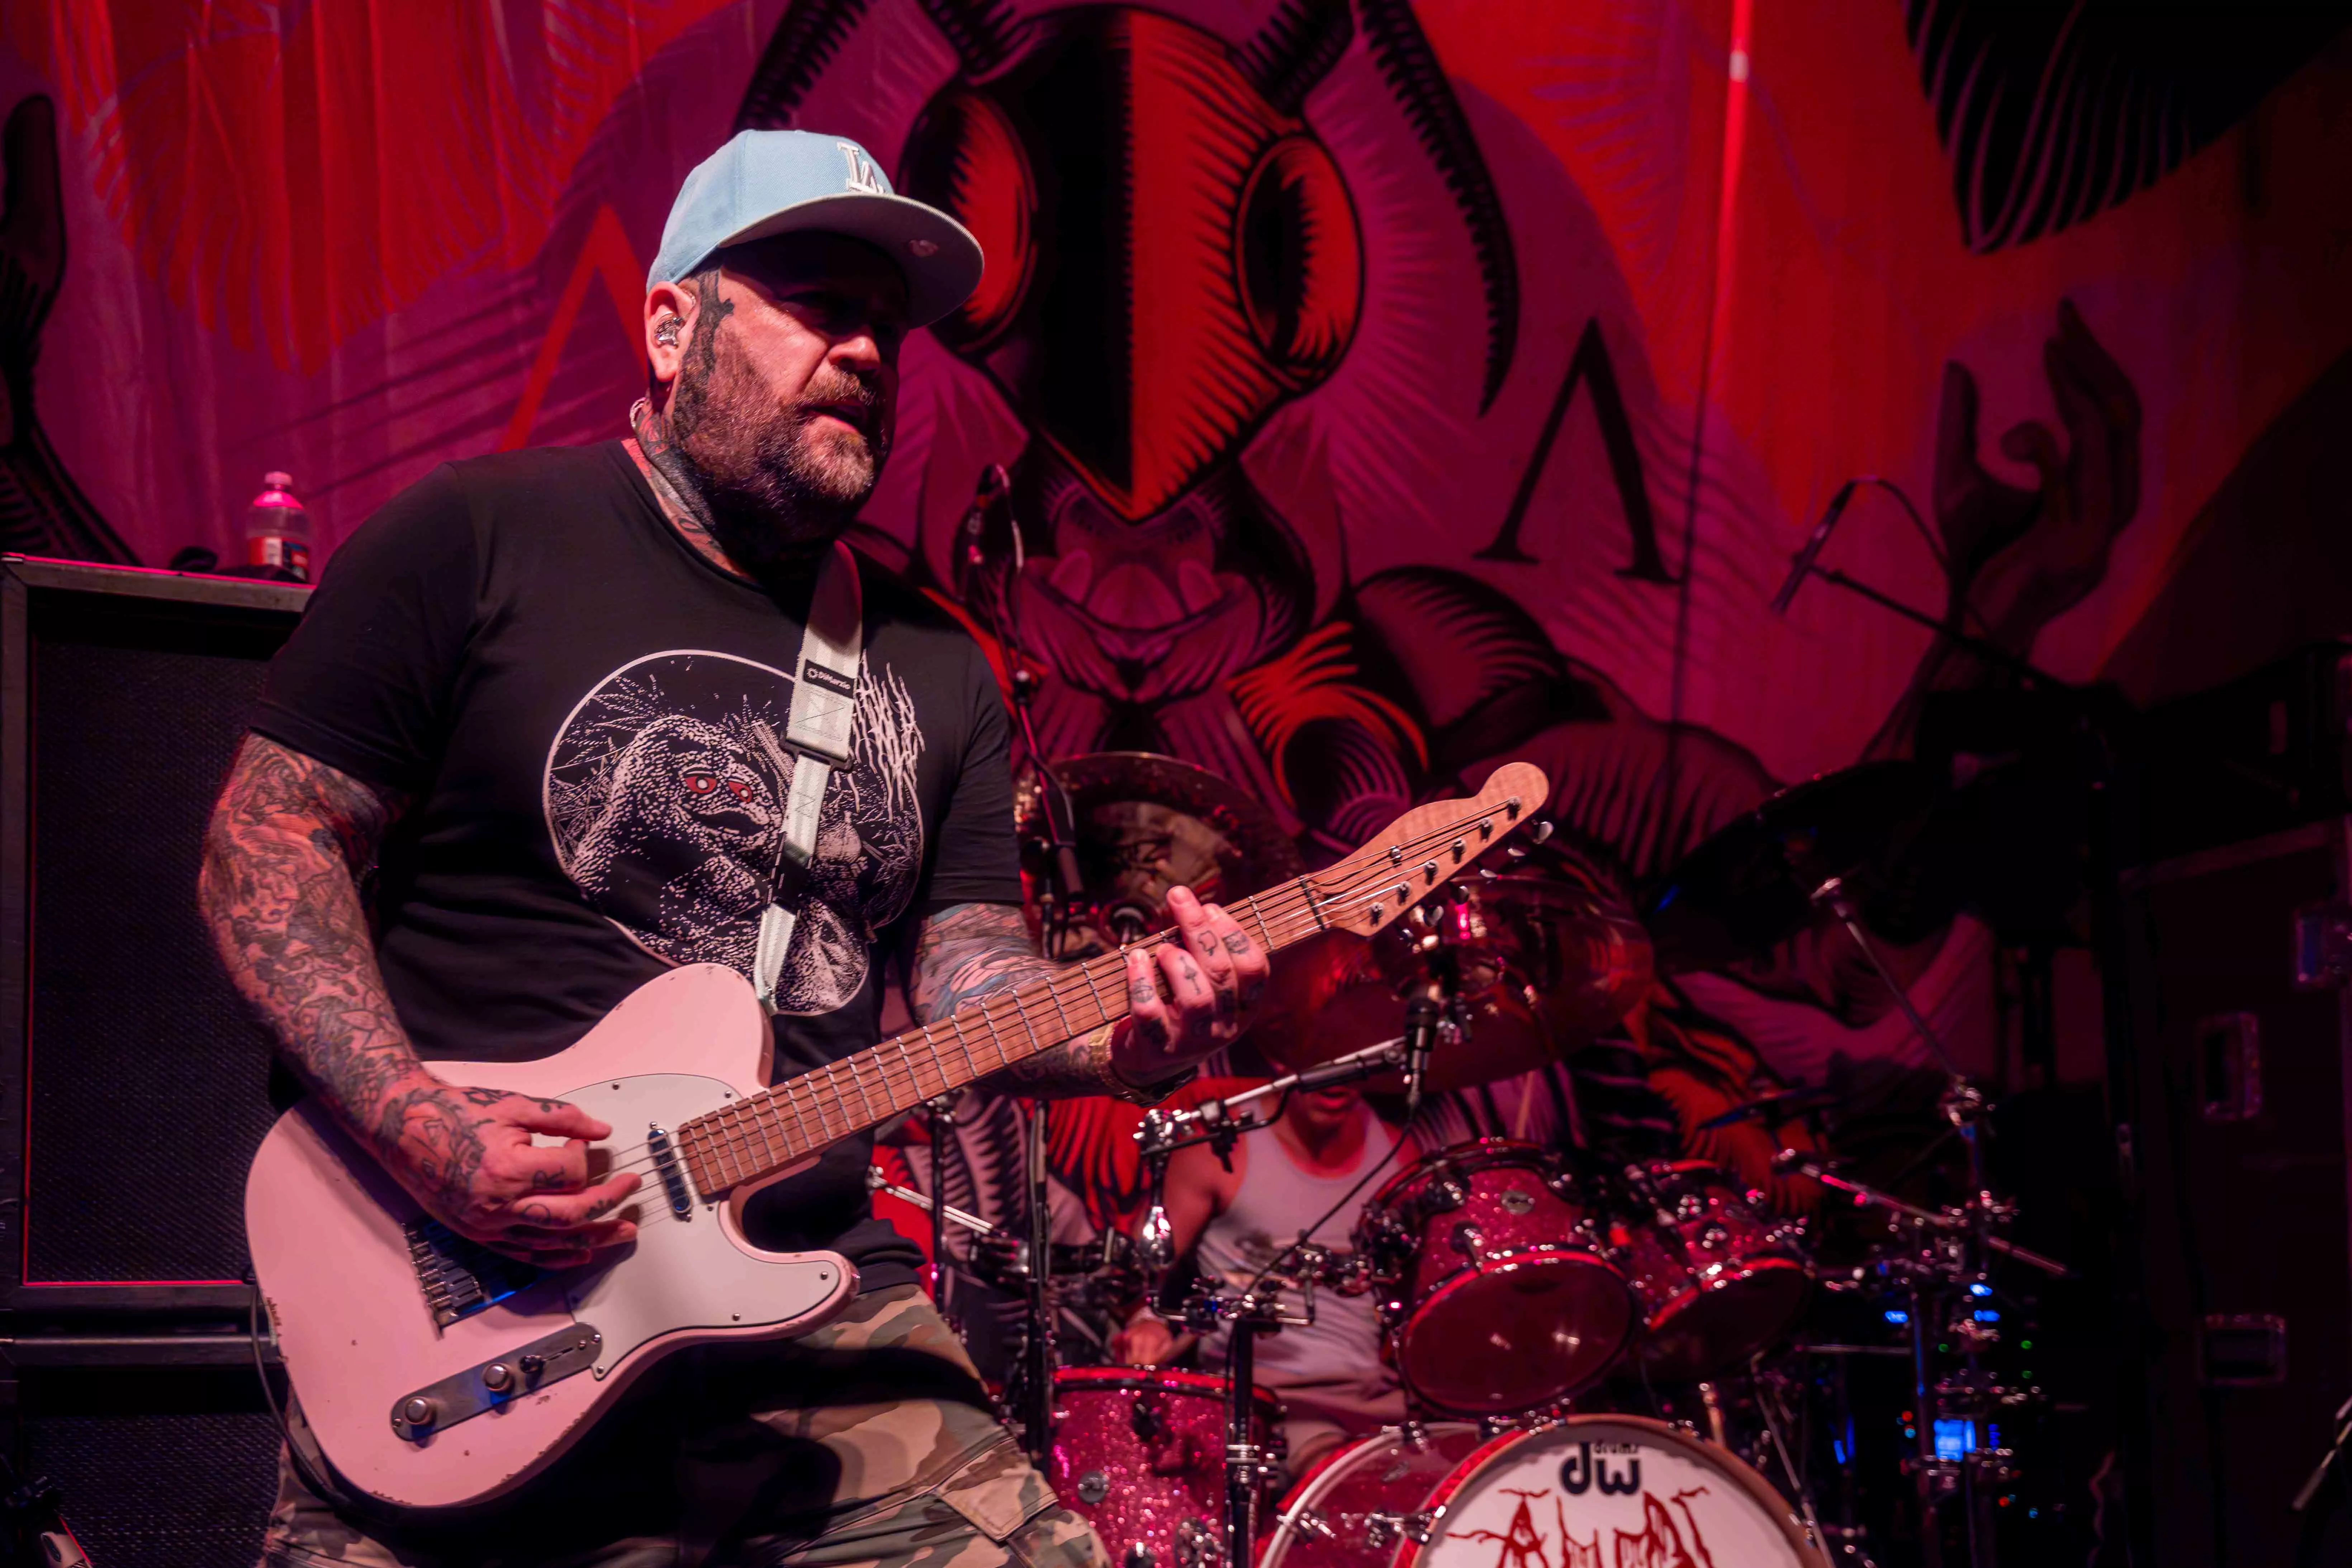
[245,764,1547,1511]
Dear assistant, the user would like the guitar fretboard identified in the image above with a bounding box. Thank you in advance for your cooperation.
[672,767,1538,1198]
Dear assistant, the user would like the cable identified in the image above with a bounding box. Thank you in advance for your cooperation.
[1238,1103,1421,1302]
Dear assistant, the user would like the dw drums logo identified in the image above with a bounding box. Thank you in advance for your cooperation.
[1559,1442,1641,1497]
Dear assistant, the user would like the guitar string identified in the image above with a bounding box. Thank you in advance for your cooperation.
[574,805,1524,1217]
[587,804,1531,1241]
[590,806,1505,1185]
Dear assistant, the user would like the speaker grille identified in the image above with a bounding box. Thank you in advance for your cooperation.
[25,605,285,1284]
[20,1369,277,1568]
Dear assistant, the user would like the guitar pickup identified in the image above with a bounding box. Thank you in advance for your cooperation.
[389,1322,603,1443]
[647,1124,695,1217]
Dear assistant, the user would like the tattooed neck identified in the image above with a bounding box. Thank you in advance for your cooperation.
[626,404,750,582]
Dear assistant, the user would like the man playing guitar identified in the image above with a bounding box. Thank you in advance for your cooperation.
[201,129,1267,1566]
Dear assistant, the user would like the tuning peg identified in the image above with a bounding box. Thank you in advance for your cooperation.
[1530,820,1554,844]
[1506,845,1528,859]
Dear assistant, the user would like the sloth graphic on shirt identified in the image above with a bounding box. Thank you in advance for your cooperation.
[542,650,924,1016]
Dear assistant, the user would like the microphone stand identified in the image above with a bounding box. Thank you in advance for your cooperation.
[1128,1037,1413,1568]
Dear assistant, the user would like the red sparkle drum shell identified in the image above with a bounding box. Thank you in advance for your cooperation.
[1259,1422,1485,1568]
[1046,1367,1281,1566]
[1259,1416,1825,1568]
[1355,1141,1635,1415]
[1616,1160,1812,1382]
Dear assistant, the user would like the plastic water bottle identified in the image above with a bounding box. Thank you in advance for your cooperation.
[245,471,310,581]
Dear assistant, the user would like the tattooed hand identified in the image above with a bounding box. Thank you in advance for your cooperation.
[1111,886,1268,1085]
[199,734,639,1268]
[374,1079,640,1269]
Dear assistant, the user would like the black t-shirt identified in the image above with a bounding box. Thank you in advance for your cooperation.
[253,441,1023,1289]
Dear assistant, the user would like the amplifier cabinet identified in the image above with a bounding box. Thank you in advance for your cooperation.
[2129,820,2352,1567]
[0,557,308,1319]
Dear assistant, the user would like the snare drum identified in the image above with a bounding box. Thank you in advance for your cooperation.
[1046,1367,1282,1568]
[1259,1415,1826,1568]
[1615,1160,1812,1380]
[1355,1141,1634,1414]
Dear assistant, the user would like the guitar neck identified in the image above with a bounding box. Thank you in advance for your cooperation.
[674,764,1543,1198]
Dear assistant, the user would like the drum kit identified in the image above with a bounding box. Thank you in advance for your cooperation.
[902,749,2076,1568]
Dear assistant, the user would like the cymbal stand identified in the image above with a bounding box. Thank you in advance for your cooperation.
[1805,875,2019,1568]
[926,1096,958,1339]
[1021,1099,1054,1464]
[1130,1034,1421,1568]
[1182,1273,1313,1567]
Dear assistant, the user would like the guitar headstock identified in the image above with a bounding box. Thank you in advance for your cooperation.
[1309,762,1551,939]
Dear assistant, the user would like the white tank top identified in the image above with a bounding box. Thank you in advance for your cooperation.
[1195,1105,1397,1384]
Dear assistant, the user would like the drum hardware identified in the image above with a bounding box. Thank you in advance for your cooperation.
[925,1096,957,1338]
[1131,1033,1417,1273]
[1134,1018,1432,1568]
[1047,1367,1284,1568]
[1769,1147,2066,1568]
[1020,1098,1056,1463]
[866,1165,1000,1242]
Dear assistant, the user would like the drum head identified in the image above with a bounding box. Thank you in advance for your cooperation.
[1261,1424,1485,1568]
[1404,1415,1825,1568]
[1636,1257,1812,1382]
[1396,1254,1634,1414]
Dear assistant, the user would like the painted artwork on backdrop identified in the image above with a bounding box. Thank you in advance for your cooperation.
[5,1,2350,1224]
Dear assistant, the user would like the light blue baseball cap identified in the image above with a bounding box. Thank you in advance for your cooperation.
[649,129,983,329]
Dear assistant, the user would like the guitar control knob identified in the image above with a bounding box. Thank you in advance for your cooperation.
[481,1363,514,1393]
[399,1397,437,1429]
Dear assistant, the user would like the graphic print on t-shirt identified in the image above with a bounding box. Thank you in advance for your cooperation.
[543,650,923,1015]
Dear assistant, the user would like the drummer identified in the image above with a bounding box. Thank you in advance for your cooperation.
[1111,1083,1406,1473]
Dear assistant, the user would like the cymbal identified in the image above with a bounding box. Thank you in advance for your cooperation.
[1641,760,1933,974]
[1017,752,1301,951]
[1244,876,1653,1094]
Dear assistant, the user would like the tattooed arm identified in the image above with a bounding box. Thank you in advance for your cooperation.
[909,887,1268,1100]
[198,734,639,1266]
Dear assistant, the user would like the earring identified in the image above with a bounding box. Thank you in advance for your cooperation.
[654,315,684,347]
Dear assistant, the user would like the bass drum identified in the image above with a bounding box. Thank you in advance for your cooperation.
[1260,1415,1825,1568]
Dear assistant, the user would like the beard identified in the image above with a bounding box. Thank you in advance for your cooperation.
[659,332,890,575]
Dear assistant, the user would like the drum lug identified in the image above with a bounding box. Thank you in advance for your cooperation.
[1289,1507,1335,1541]
[1448,1221,1486,1261]
[1418,1170,1468,1217]
[1396,1419,1430,1451]
[1363,1511,1436,1548]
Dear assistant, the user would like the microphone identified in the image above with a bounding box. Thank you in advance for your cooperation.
[1769,478,1860,615]
[951,463,1016,600]
[1402,995,1441,1120]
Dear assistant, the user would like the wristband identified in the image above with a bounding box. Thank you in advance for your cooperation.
[1086,1022,1196,1105]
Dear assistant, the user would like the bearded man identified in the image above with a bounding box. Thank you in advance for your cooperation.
[201,130,1267,1567]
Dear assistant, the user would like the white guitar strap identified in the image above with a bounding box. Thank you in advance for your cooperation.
[752,540,863,1014]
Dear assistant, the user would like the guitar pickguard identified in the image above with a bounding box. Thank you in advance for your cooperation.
[554,1073,852,1378]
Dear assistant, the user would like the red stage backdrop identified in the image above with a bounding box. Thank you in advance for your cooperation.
[7,2,2350,1221]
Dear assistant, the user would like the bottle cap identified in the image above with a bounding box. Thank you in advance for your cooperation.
[264,472,294,490]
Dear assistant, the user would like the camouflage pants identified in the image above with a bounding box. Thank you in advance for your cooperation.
[262,1284,1105,1568]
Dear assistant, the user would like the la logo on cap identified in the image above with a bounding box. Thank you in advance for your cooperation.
[838,142,887,195]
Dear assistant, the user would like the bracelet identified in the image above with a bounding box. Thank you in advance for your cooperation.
[1084,1023,1195,1105]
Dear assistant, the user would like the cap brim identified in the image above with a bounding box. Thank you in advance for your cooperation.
[702,191,983,330]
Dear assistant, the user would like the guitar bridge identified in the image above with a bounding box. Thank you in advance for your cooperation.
[404,1217,542,1328]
